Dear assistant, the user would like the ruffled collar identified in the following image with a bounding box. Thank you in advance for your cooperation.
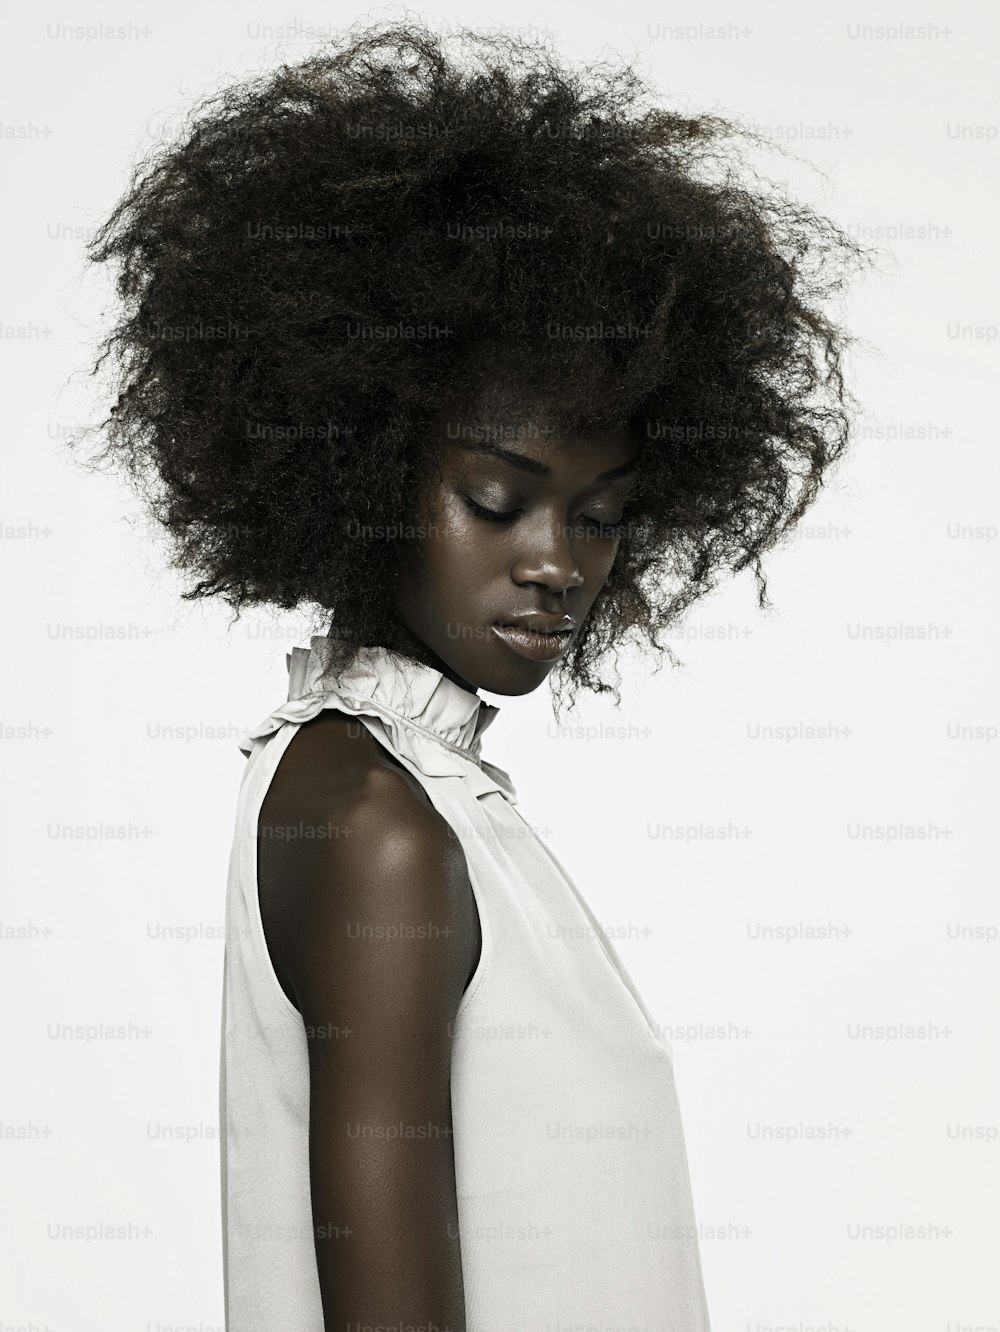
[239,638,517,803]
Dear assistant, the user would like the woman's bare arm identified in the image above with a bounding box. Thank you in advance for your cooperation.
[257,722,478,1330]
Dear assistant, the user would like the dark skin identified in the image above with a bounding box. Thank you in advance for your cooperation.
[257,409,638,1330]
[386,403,639,696]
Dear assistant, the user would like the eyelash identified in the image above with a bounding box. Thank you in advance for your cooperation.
[460,494,626,535]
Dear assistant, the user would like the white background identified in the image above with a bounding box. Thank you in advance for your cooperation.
[2,1,997,1328]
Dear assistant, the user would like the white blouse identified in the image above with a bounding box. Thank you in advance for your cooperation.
[219,638,713,1330]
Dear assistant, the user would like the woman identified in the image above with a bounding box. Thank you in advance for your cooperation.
[79,18,868,1330]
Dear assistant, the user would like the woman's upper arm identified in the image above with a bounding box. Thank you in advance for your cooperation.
[260,756,476,1331]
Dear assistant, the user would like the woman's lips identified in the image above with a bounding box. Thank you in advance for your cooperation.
[490,622,573,662]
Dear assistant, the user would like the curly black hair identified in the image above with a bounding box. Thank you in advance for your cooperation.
[73,15,874,712]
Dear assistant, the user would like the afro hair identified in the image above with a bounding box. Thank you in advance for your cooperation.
[75,16,874,711]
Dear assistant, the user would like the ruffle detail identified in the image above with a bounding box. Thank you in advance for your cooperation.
[237,639,518,804]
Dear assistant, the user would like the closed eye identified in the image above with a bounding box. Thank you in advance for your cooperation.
[460,495,521,523]
[459,493,626,534]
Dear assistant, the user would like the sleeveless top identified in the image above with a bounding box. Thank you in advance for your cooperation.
[219,638,713,1331]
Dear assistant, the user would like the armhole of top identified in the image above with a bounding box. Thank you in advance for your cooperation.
[246,724,308,1023]
[454,852,491,1022]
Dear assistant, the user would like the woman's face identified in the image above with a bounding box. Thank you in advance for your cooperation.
[390,402,639,696]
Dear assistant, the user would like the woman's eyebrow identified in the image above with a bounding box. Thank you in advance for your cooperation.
[458,441,638,483]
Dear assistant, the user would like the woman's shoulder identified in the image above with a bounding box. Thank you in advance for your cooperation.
[256,708,478,1013]
[266,708,432,814]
